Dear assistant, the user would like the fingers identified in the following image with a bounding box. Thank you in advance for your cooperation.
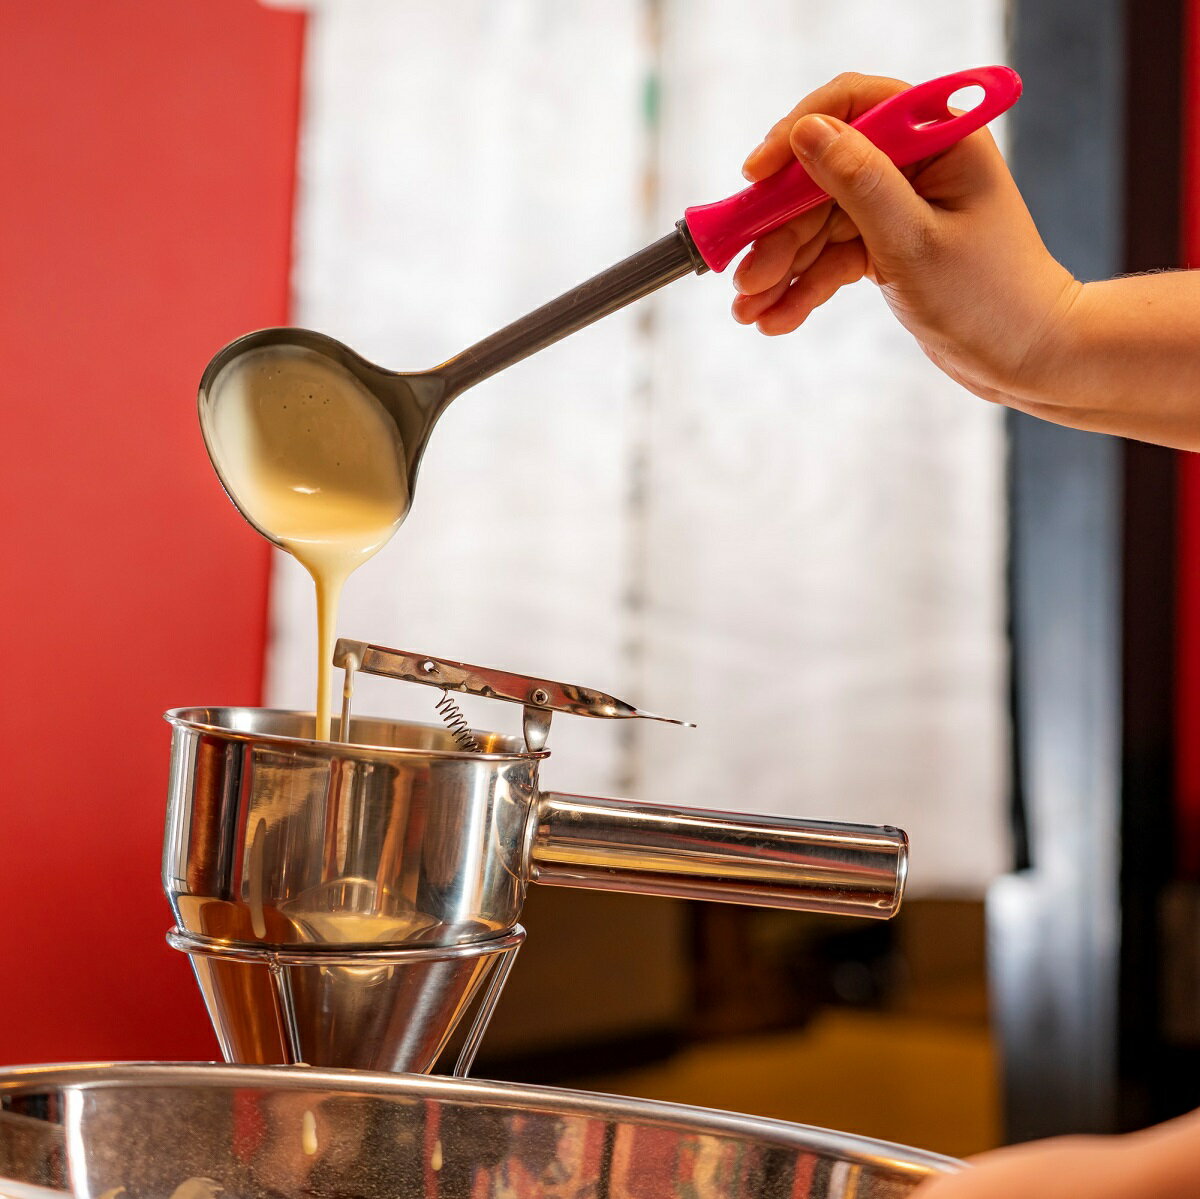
[731,275,791,325]
[732,218,837,322]
[826,207,860,244]
[734,205,861,309]
[742,72,909,181]
[732,218,860,326]
[914,1138,1142,1199]
[737,240,870,335]
[734,73,934,336]
[732,202,831,295]
[789,114,933,263]
[732,206,863,323]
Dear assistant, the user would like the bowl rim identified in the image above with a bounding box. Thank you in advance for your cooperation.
[0,1061,963,1180]
[164,706,547,763]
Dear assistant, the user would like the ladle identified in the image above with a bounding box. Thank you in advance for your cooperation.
[199,66,1020,531]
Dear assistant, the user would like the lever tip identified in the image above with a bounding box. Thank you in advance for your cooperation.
[637,711,697,729]
[333,637,369,668]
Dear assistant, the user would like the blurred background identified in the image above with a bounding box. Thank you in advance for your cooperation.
[2,0,1199,1163]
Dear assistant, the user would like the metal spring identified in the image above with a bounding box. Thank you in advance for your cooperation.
[434,690,482,753]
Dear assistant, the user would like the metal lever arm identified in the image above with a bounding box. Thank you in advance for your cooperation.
[335,638,692,725]
[529,793,907,919]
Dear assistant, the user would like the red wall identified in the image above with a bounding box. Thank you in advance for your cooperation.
[1180,0,1200,878]
[0,1,302,1062]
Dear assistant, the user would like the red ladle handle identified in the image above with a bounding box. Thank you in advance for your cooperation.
[683,65,1022,273]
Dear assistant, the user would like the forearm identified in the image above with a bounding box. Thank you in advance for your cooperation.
[1123,1106,1200,1193]
[1018,271,1200,449]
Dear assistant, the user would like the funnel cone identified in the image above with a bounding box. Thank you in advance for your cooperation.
[169,928,522,1075]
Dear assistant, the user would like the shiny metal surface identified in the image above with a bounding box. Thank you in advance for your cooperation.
[164,708,909,950]
[199,230,700,527]
[165,708,909,1073]
[0,1063,960,1198]
[533,794,907,918]
[168,928,523,1076]
[335,638,693,732]
[163,708,540,949]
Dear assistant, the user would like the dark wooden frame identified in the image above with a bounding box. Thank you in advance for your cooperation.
[995,0,1186,1140]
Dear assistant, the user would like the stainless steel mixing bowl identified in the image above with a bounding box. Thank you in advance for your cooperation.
[0,1063,960,1198]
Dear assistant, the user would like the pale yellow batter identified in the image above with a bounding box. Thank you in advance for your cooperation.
[204,345,408,738]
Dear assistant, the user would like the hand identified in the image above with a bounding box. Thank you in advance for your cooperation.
[914,1109,1200,1199]
[916,1137,1141,1199]
[732,73,1079,414]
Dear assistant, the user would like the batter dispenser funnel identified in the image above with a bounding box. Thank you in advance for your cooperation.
[165,644,908,1071]
[167,927,522,1075]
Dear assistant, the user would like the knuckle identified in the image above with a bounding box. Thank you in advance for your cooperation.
[766,114,792,140]
[884,214,943,274]
[905,215,942,262]
[837,141,886,198]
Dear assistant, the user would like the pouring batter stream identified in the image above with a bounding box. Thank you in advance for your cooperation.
[201,345,409,738]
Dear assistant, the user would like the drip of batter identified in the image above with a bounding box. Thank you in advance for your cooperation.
[204,346,408,738]
[302,1109,319,1156]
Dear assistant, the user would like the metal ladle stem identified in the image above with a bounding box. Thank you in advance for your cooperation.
[436,226,703,397]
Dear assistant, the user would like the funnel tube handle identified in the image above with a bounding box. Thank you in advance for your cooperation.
[530,793,907,919]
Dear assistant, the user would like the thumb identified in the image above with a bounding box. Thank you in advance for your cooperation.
[790,114,932,262]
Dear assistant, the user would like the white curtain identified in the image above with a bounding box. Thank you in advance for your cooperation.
[268,0,1010,893]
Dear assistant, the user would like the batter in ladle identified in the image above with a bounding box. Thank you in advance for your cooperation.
[203,345,408,738]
